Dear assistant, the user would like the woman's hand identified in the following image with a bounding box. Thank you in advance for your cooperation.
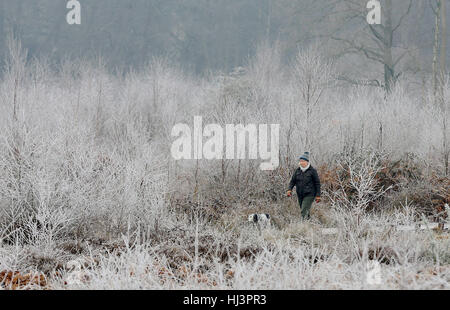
[315,196,321,203]
[287,190,292,197]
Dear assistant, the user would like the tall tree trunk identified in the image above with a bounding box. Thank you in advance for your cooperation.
[439,0,448,175]
[432,1,441,101]
[266,0,272,40]
[0,1,4,61]
[439,0,447,85]
[384,0,395,93]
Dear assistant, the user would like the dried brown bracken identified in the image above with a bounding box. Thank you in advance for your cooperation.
[0,270,48,290]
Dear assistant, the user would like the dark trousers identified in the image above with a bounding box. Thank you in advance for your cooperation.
[297,196,315,220]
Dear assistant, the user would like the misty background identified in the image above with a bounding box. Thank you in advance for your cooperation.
[0,0,448,78]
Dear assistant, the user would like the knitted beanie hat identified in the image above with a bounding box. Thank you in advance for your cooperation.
[299,152,310,162]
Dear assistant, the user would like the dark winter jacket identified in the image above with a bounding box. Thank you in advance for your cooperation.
[288,166,321,198]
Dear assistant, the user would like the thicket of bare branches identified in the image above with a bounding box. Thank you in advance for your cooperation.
[0,39,448,289]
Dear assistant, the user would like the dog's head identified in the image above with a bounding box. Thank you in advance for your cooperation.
[248,213,270,223]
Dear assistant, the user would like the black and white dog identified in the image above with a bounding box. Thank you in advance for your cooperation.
[248,213,271,229]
